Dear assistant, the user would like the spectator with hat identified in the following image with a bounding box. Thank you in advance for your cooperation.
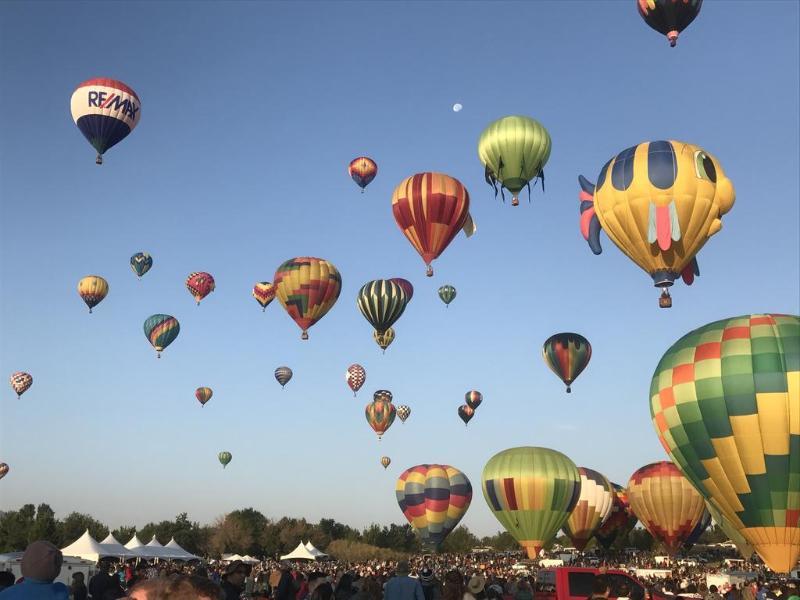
[419,567,442,600]
[465,575,486,600]
[0,540,69,599]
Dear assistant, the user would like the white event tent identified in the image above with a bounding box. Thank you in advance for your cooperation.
[279,542,318,561]
[165,537,199,561]
[304,542,327,559]
[125,534,146,554]
[61,530,114,562]
[99,534,139,559]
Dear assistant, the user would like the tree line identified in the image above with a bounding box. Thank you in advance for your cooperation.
[0,502,728,559]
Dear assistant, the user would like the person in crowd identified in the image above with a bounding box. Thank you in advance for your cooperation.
[71,572,88,600]
[0,572,14,593]
[0,540,70,599]
[89,559,126,599]
[221,560,248,600]
[589,576,611,600]
[352,576,382,600]
[707,585,724,600]
[128,574,223,600]
[442,570,465,600]
[419,568,442,600]
[384,561,424,600]
[296,572,309,600]
[276,564,297,600]
[335,573,357,600]
[465,575,486,600]
[514,578,533,600]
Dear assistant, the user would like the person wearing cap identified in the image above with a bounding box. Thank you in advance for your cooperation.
[221,560,248,600]
[0,540,70,599]
[384,561,424,600]
[419,568,442,600]
[465,576,486,600]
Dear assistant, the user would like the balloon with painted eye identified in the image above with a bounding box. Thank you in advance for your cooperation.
[349,156,378,193]
[438,285,456,307]
[374,328,395,353]
[542,333,592,393]
[381,456,391,470]
[218,451,232,469]
[346,364,366,396]
[465,390,482,410]
[186,272,215,305]
[578,141,734,308]
[396,405,411,423]
[143,314,180,358]
[457,404,474,426]
[70,77,141,164]
[195,387,213,407]
[9,372,32,399]
[253,282,276,311]
[638,0,702,47]
[78,275,109,313]
[130,252,152,279]
[274,257,342,340]
[274,367,293,388]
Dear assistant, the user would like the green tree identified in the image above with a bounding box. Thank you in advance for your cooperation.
[29,504,57,544]
[0,504,36,552]
[441,526,479,554]
[57,512,108,545]
[112,526,136,544]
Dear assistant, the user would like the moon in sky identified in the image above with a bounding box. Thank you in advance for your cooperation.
[453,103,463,112]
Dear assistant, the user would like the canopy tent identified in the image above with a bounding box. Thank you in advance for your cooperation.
[240,555,261,564]
[61,529,114,562]
[125,534,145,551]
[164,537,199,561]
[99,534,139,559]
[304,542,327,558]
[222,553,244,561]
[279,542,318,561]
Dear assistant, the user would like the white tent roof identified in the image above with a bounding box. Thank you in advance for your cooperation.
[279,541,317,561]
[164,537,198,561]
[304,542,327,557]
[125,534,145,550]
[61,529,113,562]
[99,534,139,559]
[240,555,260,564]
[222,553,243,561]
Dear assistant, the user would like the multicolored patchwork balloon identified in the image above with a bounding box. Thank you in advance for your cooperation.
[252,282,276,311]
[195,387,213,407]
[594,483,638,550]
[130,252,152,279]
[9,372,32,399]
[218,451,232,469]
[357,279,409,335]
[78,275,109,313]
[705,500,755,560]
[348,156,378,192]
[396,405,411,423]
[482,446,581,558]
[374,328,395,353]
[346,364,366,396]
[71,78,140,164]
[465,390,482,410]
[438,285,456,307]
[274,367,293,388]
[542,333,592,393]
[562,467,614,551]
[650,314,799,572]
[274,257,342,340]
[186,272,215,305]
[627,461,706,556]
[365,392,395,439]
[392,172,474,277]
[458,404,474,425]
[143,314,180,358]
[396,464,472,551]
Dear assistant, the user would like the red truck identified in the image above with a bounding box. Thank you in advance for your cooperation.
[534,567,664,600]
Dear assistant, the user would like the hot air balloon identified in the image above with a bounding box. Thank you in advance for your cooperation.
[275,367,293,388]
[70,78,141,164]
[396,405,411,423]
[218,451,232,469]
[705,500,755,560]
[274,257,342,339]
[9,372,32,399]
[482,446,581,558]
[562,467,614,551]
[374,390,393,403]
[478,115,552,206]
[389,278,414,302]
[195,387,213,407]
[465,391,482,410]
[143,314,180,358]
[0,463,8,480]
[638,0,702,47]
[683,508,711,551]
[253,282,276,311]
[346,364,366,396]
[594,483,638,550]
[438,285,456,307]
[186,272,215,305]
[542,333,592,393]
[650,314,799,572]
[381,456,392,470]
[78,275,109,313]
[578,141,735,307]
[458,404,474,425]
[396,464,473,551]
[392,172,475,277]
[365,392,396,439]
[349,156,378,192]
[627,462,706,556]
[130,252,152,279]
[357,279,409,336]
[374,328,395,353]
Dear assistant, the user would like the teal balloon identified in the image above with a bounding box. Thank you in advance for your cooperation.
[143,314,180,357]
[130,252,153,278]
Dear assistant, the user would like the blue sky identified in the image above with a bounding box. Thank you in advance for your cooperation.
[0,1,798,539]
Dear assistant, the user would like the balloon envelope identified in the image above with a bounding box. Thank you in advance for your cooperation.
[195,387,213,406]
[186,272,215,305]
[357,280,409,335]
[78,275,109,313]
[650,314,799,572]
[253,282,276,311]
[143,314,180,357]
[218,452,232,468]
[274,257,342,339]
[130,252,152,278]
[638,0,702,46]
[542,333,592,393]
[396,464,472,551]
[365,394,395,439]
[594,483,638,550]
[349,156,378,191]
[274,367,293,388]
[9,372,32,398]
[563,467,615,551]
[346,364,366,396]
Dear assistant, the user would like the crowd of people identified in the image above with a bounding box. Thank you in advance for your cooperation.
[0,540,797,600]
